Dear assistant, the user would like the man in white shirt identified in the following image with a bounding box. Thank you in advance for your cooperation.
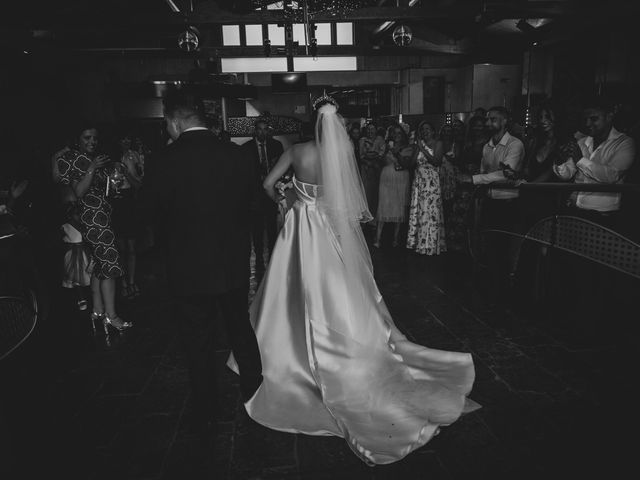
[460,106,525,302]
[554,99,635,227]
[468,106,525,197]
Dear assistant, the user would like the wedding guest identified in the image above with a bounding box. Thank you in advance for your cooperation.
[521,105,581,223]
[241,118,284,272]
[207,117,222,137]
[440,122,469,251]
[472,107,487,120]
[112,132,143,299]
[374,125,412,248]
[461,116,490,174]
[439,123,461,208]
[445,116,489,253]
[59,182,92,313]
[359,122,385,221]
[349,123,361,163]
[458,106,525,299]
[51,146,70,184]
[452,118,466,145]
[56,123,131,331]
[406,121,446,255]
[132,135,149,177]
[553,97,636,229]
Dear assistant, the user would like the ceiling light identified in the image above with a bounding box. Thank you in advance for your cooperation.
[178,26,200,52]
[392,25,413,47]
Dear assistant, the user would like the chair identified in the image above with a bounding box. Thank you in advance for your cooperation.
[0,294,38,361]
[517,215,640,280]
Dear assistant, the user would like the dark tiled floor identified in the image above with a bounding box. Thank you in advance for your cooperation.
[2,230,637,479]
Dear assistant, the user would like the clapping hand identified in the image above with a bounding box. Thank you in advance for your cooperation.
[90,154,111,170]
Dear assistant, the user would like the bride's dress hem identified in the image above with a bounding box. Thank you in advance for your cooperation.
[228,176,478,466]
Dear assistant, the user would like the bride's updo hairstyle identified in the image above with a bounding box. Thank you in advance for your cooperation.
[312,91,339,141]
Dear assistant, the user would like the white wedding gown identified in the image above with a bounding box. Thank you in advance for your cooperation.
[229,175,478,465]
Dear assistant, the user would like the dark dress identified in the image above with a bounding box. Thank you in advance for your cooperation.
[57,150,123,279]
[522,137,582,227]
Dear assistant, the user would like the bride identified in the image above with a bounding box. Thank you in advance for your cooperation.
[228,93,478,465]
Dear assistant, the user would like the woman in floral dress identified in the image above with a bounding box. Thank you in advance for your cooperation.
[406,121,446,256]
[57,125,131,332]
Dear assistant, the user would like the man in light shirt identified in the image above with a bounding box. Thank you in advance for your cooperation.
[554,98,635,228]
[467,106,525,196]
[460,106,525,302]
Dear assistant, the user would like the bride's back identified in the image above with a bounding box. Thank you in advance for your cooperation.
[290,140,320,185]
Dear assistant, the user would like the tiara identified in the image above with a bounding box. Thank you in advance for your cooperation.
[312,90,339,110]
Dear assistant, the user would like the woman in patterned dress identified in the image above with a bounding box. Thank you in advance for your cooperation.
[374,125,413,248]
[406,121,447,255]
[56,125,131,332]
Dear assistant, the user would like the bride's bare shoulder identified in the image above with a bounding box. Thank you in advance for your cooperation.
[289,140,318,158]
[291,140,316,152]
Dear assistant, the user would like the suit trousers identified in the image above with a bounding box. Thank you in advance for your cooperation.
[174,287,263,424]
[251,201,278,266]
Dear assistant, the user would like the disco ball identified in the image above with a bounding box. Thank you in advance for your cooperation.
[178,26,200,52]
[392,25,413,47]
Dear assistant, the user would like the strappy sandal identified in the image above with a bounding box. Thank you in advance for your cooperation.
[103,314,133,333]
[90,311,104,335]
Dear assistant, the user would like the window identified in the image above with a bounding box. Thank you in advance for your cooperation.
[268,24,285,45]
[221,57,288,72]
[294,56,357,72]
[222,25,241,46]
[315,23,331,45]
[220,56,357,73]
[336,23,353,45]
[293,23,307,44]
[222,22,354,47]
[245,25,263,46]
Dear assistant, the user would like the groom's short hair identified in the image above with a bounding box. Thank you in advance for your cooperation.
[163,89,205,124]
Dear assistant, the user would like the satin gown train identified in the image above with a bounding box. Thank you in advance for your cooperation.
[229,176,478,465]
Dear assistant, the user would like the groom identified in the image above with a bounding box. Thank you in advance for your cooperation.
[138,90,263,434]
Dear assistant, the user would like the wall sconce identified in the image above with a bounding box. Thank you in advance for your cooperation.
[263,38,271,57]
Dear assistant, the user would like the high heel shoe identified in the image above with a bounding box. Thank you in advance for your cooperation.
[103,314,133,333]
[90,311,104,335]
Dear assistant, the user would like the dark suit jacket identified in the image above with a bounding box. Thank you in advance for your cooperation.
[138,129,255,296]
[240,137,284,180]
